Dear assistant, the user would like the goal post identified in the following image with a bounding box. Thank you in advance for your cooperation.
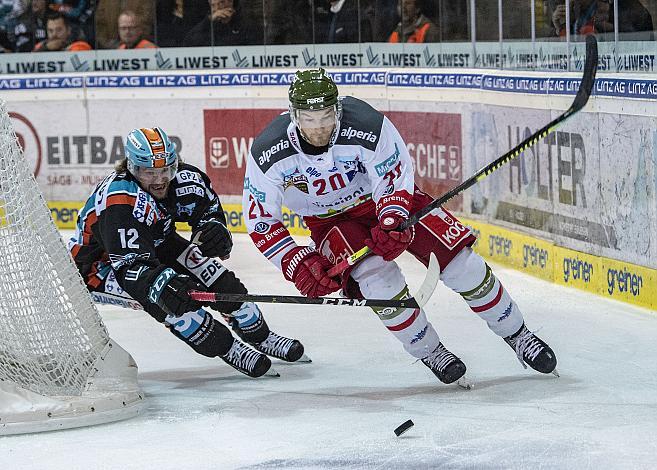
[0,100,143,435]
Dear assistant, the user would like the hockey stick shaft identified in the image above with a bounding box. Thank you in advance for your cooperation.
[92,289,419,310]
[188,253,441,309]
[328,35,598,277]
[190,291,421,309]
[92,290,419,309]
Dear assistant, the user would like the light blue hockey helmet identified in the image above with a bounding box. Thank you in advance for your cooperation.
[125,127,177,170]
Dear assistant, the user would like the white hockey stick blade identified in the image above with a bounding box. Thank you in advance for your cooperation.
[412,253,441,309]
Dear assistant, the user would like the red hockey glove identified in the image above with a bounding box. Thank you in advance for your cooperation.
[281,246,340,297]
[364,214,414,261]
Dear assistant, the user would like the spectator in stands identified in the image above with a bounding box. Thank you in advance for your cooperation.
[0,0,27,51]
[13,0,48,52]
[95,1,155,49]
[115,10,156,49]
[551,0,654,38]
[263,0,311,44]
[371,0,399,41]
[33,12,92,51]
[183,0,254,47]
[156,0,210,48]
[315,0,374,43]
[0,28,12,52]
[388,0,440,43]
[47,0,95,45]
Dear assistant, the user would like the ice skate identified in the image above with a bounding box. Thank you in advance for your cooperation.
[504,323,558,375]
[227,313,310,363]
[251,331,309,363]
[421,342,468,385]
[220,338,278,378]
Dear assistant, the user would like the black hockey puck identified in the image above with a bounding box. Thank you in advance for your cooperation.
[394,419,414,436]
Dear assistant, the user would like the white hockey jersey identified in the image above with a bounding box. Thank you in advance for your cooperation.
[243,96,415,270]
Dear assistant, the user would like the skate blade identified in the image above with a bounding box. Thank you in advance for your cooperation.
[552,368,560,378]
[264,367,280,377]
[295,353,312,363]
[456,377,474,390]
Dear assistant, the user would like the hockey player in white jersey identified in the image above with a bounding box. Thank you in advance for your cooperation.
[242,68,557,384]
[70,126,307,379]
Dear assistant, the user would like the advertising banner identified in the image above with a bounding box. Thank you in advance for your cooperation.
[6,100,208,201]
[1,42,655,74]
[387,111,463,210]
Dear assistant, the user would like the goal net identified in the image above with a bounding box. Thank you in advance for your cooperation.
[0,100,143,435]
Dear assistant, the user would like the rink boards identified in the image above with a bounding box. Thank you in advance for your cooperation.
[462,217,657,312]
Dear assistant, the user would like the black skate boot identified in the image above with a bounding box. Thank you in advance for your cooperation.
[504,323,557,374]
[251,331,306,363]
[421,343,467,384]
[225,314,308,363]
[220,338,276,378]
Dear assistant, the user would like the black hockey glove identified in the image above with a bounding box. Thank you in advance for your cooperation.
[148,268,203,317]
[191,219,233,259]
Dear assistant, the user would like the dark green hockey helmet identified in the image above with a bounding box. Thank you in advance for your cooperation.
[289,69,342,146]
[288,68,339,110]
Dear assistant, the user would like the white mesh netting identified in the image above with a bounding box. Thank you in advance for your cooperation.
[0,100,110,398]
[0,100,143,434]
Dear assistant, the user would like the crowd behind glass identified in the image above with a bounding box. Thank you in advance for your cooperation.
[0,0,654,53]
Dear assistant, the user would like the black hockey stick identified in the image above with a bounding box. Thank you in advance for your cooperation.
[91,253,439,310]
[328,35,599,277]
[189,253,440,309]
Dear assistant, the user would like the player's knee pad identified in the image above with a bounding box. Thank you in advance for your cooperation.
[440,247,488,293]
[350,256,406,299]
[167,308,234,357]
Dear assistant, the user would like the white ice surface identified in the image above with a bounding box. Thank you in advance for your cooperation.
[2,233,656,470]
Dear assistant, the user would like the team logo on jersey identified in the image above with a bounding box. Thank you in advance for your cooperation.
[282,168,309,193]
[254,221,270,234]
[133,188,161,226]
[340,126,377,143]
[306,166,321,178]
[337,158,365,182]
[259,139,290,165]
[176,185,204,197]
[375,143,401,176]
[176,202,196,216]
[109,252,150,270]
[177,245,226,286]
[243,178,266,202]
